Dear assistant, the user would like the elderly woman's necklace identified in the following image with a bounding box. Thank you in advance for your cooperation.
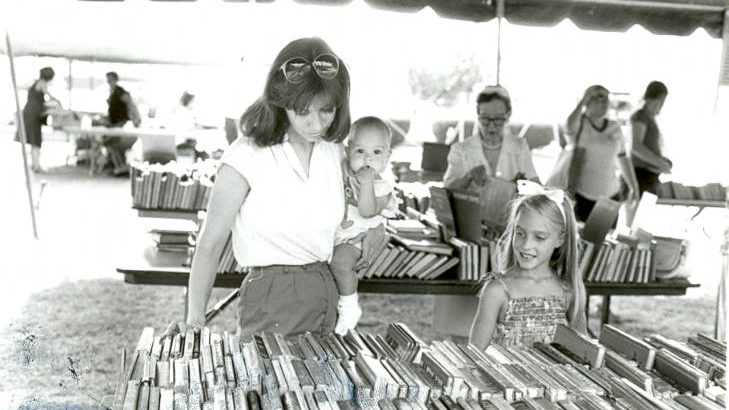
[481,139,502,150]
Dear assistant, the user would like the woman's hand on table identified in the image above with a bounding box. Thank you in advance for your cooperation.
[161,318,203,339]
[352,223,388,271]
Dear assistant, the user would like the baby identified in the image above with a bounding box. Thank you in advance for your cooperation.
[331,116,396,335]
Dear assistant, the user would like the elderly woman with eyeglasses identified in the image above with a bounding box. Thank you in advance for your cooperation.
[164,37,387,339]
[565,85,640,222]
[443,85,538,192]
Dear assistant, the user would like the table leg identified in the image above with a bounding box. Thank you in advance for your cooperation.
[689,207,706,221]
[205,289,240,323]
[585,295,597,338]
[183,286,188,321]
[601,295,611,325]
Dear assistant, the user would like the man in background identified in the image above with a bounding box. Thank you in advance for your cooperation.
[104,71,141,175]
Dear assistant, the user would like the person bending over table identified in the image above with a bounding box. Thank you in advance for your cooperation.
[17,66,62,173]
[164,37,387,339]
[564,85,639,222]
[630,81,672,196]
[443,85,539,191]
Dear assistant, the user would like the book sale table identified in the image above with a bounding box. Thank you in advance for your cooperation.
[654,198,726,220]
[113,322,726,410]
[116,252,698,331]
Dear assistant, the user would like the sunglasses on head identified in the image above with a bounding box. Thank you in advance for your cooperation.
[280,53,340,84]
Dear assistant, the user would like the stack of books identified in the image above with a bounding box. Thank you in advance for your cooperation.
[656,182,726,201]
[151,229,195,253]
[131,160,217,211]
[583,235,656,284]
[144,218,198,254]
[115,324,726,410]
[359,236,459,280]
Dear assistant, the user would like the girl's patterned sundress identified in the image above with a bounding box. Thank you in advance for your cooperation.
[484,272,570,347]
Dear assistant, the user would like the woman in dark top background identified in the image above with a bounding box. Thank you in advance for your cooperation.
[631,81,672,196]
[20,67,62,172]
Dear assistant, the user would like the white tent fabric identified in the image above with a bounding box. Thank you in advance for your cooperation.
[0,0,479,65]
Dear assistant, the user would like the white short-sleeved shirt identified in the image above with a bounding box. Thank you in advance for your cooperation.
[220,135,345,267]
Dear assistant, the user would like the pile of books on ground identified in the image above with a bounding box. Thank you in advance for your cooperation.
[656,182,726,201]
[131,160,218,211]
[114,323,725,410]
[579,234,657,284]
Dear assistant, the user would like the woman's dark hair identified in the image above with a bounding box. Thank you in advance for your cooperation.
[180,92,195,107]
[644,81,668,100]
[240,37,351,147]
[476,88,512,114]
[39,67,55,81]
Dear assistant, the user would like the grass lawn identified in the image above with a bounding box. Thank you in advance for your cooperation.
[0,278,716,409]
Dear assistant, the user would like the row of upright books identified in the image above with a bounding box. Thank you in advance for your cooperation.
[579,236,657,284]
[655,182,726,202]
[218,233,247,275]
[115,323,726,410]
[131,160,218,211]
[448,236,498,282]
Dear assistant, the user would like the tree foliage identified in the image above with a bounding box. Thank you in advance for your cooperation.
[408,52,482,106]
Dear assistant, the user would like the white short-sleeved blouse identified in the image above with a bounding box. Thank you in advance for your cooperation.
[443,132,538,190]
[220,135,345,267]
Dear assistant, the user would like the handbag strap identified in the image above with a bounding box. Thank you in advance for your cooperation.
[573,114,585,147]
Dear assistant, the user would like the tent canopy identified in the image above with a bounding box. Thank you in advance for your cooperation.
[1,0,726,65]
[314,0,728,38]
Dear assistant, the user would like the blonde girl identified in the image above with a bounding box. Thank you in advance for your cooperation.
[470,180,587,348]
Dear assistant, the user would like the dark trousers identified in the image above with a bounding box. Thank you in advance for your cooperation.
[574,192,620,224]
[635,167,660,196]
[237,261,338,338]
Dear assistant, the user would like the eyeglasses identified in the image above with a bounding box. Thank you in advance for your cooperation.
[590,93,609,102]
[478,116,507,126]
[280,53,340,84]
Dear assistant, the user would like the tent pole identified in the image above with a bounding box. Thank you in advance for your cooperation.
[714,9,728,342]
[496,0,504,85]
[5,31,39,240]
[68,58,73,109]
[714,10,729,118]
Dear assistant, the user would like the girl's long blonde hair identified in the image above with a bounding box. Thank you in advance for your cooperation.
[495,193,586,332]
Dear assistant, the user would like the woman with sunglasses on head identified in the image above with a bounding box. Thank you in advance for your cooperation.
[630,81,672,196]
[443,85,539,192]
[164,37,386,339]
[564,85,640,222]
